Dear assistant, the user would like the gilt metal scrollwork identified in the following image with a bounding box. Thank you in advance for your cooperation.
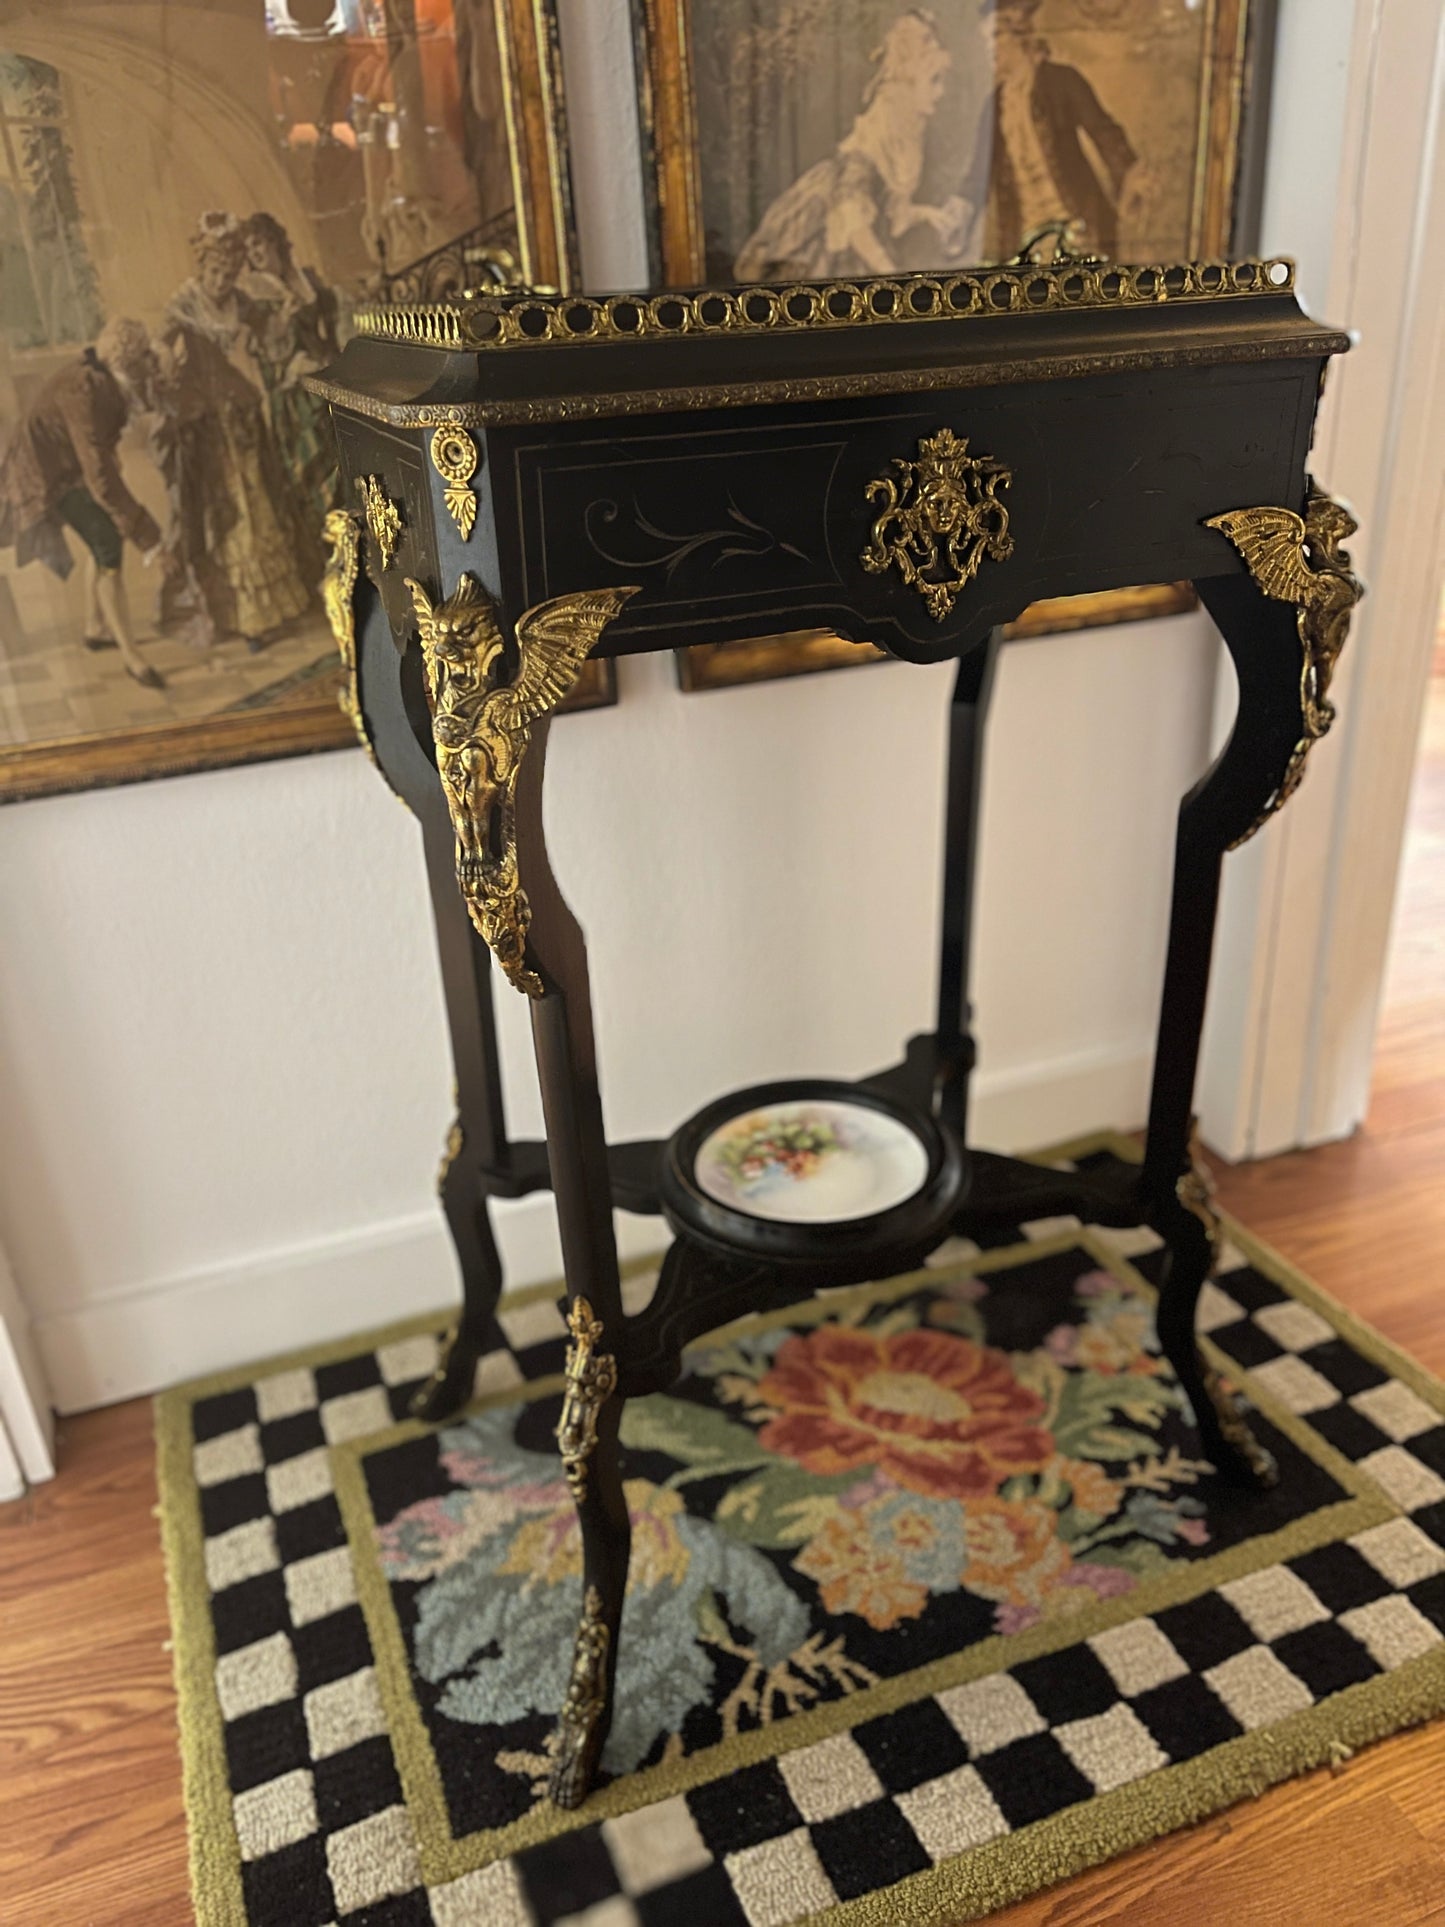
[406,573,638,995]
[431,427,480,539]
[1201,1367,1280,1488]
[861,428,1014,620]
[1206,482,1363,846]
[1175,1133,1222,1251]
[1009,218,1104,268]
[321,508,379,766]
[437,1117,464,1195]
[357,474,402,574]
[549,1584,611,1809]
[556,1296,618,1504]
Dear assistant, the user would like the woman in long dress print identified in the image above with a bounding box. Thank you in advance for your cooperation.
[153,212,311,652]
[734,10,971,282]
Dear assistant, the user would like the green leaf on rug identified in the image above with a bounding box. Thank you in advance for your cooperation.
[713,1461,857,1548]
[621,1394,776,1478]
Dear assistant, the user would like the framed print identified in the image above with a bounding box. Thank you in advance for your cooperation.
[0,0,584,804]
[676,587,1196,690]
[633,0,1273,688]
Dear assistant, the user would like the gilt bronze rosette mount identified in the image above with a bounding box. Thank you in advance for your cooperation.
[431,427,481,540]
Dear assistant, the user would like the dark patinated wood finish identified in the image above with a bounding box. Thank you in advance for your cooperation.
[309,260,1352,1803]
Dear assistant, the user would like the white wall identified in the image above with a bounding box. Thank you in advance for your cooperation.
[1199,0,1445,1158]
[0,0,1326,1415]
[0,615,1216,1412]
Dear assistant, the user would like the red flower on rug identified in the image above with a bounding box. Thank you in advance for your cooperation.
[754,1325,1053,1498]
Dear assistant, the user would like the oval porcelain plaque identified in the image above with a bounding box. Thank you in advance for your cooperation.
[694,1098,929,1225]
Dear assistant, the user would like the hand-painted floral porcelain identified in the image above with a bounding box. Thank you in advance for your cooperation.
[694,1097,929,1224]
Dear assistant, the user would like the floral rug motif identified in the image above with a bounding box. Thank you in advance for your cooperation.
[155,1140,1445,1927]
[367,1243,1341,1838]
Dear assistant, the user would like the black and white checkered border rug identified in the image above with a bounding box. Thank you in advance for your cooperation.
[158,1156,1445,1927]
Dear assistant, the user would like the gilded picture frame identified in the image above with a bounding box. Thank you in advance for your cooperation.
[632,0,1275,690]
[0,0,597,806]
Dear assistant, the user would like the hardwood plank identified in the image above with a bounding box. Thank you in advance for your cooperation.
[992,1728,1445,1926]
[0,1401,186,1925]
[996,1791,1445,1927]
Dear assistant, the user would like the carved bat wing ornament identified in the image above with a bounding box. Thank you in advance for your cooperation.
[1205,505,1316,602]
[1205,483,1362,844]
[405,575,639,996]
[496,588,641,731]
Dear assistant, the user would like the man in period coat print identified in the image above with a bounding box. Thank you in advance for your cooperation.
[970,0,1140,260]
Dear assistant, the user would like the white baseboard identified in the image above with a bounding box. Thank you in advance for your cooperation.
[970,1041,1150,1153]
[33,1199,665,1415]
[35,1043,1149,1414]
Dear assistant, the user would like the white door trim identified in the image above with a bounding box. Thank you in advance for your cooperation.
[0,1239,55,1486]
[0,1415,24,1505]
[1200,0,1445,1158]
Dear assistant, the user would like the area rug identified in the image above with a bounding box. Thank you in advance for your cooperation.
[155,1136,1445,1927]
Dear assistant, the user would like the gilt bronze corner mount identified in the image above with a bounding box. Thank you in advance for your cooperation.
[1206,482,1363,845]
[321,509,377,766]
[549,1584,611,1809]
[357,474,403,574]
[407,573,638,994]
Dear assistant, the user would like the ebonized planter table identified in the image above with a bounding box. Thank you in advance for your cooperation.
[308,253,1361,1809]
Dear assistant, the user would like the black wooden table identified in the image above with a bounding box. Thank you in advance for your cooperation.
[309,252,1361,1808]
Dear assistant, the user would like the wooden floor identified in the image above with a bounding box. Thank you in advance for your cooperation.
[3,682,1443,1927]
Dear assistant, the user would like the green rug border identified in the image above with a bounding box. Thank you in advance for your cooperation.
[152,1131,1445,1925]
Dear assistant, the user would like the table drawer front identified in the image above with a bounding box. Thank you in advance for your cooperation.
[498,360,1319,659]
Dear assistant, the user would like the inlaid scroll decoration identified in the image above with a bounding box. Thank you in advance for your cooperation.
[357,474,402,574]
[321,508,378,765]
[860,428,1014,620]
[431,426,480,539]
[405,572,638,995]
[1206,482,1363,847]
[557,1295,618,1504]
[550,1584,611,1809]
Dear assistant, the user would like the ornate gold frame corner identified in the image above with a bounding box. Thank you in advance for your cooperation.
[0,2,580,806]
[676,585,1197,693]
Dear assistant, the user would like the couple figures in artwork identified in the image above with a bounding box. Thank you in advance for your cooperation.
[0,209,339,693]
[735,0,1142,284]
